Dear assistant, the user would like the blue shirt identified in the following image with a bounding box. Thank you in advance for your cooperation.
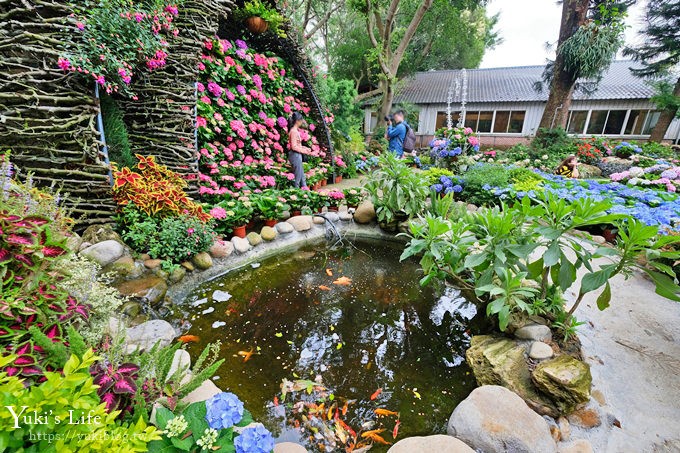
[387,122,407,157]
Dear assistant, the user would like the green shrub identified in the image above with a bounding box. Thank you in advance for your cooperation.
[641,141,676,160]
[421,167,455,186]
[460,164,511,206]
[509,167,545,191]
[101,94,134,169]
[0,351,161,451]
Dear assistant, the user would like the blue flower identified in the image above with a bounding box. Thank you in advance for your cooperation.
[431,183,444,193]
[482,184,491,191]
[205,392,244,430]
[234,425,274,453]
[439,150,448,158]
[444,186,453,194]
[452,184,463,193]
[473,145,480,152]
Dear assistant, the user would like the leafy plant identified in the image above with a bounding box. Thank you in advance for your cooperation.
[0,350,161,451]
[112,154,211,222]
[365,153,428,224]
[342,187,365,206]
[421,167,455,186]
[252,190,290,220]
[458,163,510,206]
[101,94,135,168]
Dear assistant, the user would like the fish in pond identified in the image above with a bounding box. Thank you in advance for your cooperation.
[392,420,401,439]
[369,388,382,400]
[333,276,352,286]
[237,348,255,362]
[319,285,331,291]
[178,335,200,343]
[325,268,333,276]
[374,408,399,417]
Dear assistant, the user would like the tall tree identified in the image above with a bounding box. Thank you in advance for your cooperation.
[538,1,629,130]
[624,0,680,142]
[350,0,437,119]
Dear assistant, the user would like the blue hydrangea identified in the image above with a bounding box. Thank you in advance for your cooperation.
[452,184,463,193]
[482,184,491,191]
[234,424,274,453]
[473,145,480,152]
[440,176,453,187]
[205,392,244,430]
[431,183,444,193]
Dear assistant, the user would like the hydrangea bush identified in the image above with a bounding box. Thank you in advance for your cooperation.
[196,38,327,200]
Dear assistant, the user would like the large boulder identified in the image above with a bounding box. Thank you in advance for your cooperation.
[447,385,557,453]
[354,200,376,224]
[116,276,168,307]
[532,355,592,415]
[105,256,144,280]
[577,164,602,179]
[209,240,234,258]
[246,232,263,246]
[466,335,558,416]
[81,223,122,245]
[231,236,252,254]
[80,240,125,266]
[287,215,312,232]
[125,319,176,352]
[388,435,474,453]
[515,323,552,342]
[182,379,222,404]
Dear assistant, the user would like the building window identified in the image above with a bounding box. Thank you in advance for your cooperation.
[567,111,588,134]
[603,110,627,134]
[642,111,661,135]
[493,111,510,133]
[624,110,645,135]
[436,111,460,130]
[508,111,525,133]
[586,110,609,134]
[463,111,493,133]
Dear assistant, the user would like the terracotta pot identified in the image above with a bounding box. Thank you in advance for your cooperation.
[328,206,339,212]
[246,220,255,229]
[313,183,321,190]
[292,210,302,217]
[232,225,247,238]
[336,175,343,183]
[264,219,277,227]
[321,179,327,186]
[245,16,269,34]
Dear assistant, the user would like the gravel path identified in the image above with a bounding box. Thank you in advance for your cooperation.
[569,269,680,452]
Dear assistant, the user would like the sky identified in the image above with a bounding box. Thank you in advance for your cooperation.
[480,0,648,68]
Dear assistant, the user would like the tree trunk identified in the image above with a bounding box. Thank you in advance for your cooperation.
[538,0,589,130]
[649,77,680,143]
[379,79,395,121]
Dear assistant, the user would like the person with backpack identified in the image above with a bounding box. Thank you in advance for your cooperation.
[385,110,417,158]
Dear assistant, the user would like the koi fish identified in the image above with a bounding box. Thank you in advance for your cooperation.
[273,396,279,407]
[392,420,401,439]
[370,388,382,400]
[178,335,199,343]
[362,430,391,445]
[374,408,399,417]
[237,349,255,362]
[333,276,352,286]
[319,285,331,291]
[337,418,356,438]
[361,428,385,437]
[326,268,333,276]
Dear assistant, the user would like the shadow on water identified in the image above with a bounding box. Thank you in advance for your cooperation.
[173,240,484,452]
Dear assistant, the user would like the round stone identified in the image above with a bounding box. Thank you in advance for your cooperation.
[191,251,213,270]
[261,226,278,241]
[515,323,552,342]
[246,232,263,246]
[529,341,554,360]
[276,222,295,234]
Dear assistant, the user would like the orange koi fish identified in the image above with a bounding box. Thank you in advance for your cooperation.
[178,335,199,343]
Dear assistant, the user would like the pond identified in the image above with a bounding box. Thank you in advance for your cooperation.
[176,239,480,452]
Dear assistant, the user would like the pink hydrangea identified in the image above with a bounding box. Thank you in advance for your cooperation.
[210,206,227,219]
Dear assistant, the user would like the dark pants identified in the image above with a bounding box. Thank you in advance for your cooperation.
[288,151,307,188]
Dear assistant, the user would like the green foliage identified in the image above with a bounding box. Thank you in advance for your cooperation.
[0,350,161,451]
[421,167,455,186]
[251,190,290,220]
[27,325,86,371]
[402,193,680,334]
[650,79,680,116]
[640,141,676,159]
[508,167,545,192]
[235,0,287,37]
[101,94,134,169]
[459,163,510,206]
[119,205,216,263]
[318,77,362,135]
[365,153,428,223]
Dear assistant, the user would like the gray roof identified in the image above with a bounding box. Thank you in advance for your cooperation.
[393,60,653,105]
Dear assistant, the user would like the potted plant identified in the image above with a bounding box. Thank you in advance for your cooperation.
[343,187,364,209]
[325,190,345,211]
[253,190,290,226]
[235,0,286,37]
[211,197,253,238]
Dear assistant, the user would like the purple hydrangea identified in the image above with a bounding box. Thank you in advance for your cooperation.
[207,82,223,97]
[661,169,678,180]
[234,424,274,453]
[205,392,244,430]
[431,183,444,193]
[236,85,246,95]
[235,39,248,50]
[277,117,288,128]
[441,176,453,187]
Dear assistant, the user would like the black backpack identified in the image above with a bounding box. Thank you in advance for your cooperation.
[403,123,416,152]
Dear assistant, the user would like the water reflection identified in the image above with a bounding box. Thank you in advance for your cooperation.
[176,240,480,452]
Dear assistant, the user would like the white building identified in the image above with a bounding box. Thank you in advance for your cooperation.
[363,61,680,147]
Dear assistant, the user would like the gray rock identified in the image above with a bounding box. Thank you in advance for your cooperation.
[106,256,137,279]
[287,215,312,232]
[125,319,176,352]
[231,236,252,254]
[591,235,606,244]
[467,203,478,212]
[557,416,571,442]
[209,240,234,258]
[276,222,295,234]
[353,200,376,224]
[80,240,124,266]
[116,276,168,307]
[246,232,262,246]
[398,220,410,234]
[515,323,552,342]
[169,266,186,284]
[558,439,593,453]
[325,212,340,223]
[339,212,353,222]
[313,216,325,225]
[166,349,191,384]
[65,233,83,253]
[388,435,474,453]
[448,385,557,453]
[192,252,213,270]
[273,443,308,453]
[81,223,122,245]
[182,379,221,404]
[530,341,555,360]
[261,226,277,241]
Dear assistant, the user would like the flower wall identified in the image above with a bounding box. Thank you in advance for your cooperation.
[196,38,328,200]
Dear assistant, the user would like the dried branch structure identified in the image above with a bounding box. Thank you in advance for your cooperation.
[0,0,332,227]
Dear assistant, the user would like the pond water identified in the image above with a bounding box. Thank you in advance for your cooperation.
[177,240,480,452]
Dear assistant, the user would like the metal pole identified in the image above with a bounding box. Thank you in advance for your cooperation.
[94,83,114,186]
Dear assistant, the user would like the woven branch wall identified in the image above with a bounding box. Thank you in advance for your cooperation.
[0,0,108,225]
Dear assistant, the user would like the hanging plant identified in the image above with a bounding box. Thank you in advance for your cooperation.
[235,0,287,37]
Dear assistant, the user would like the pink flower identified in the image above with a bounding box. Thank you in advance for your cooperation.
[57,58,71,71]
[165,5,179,15]
[197,82,205,92]
[196,116,207,128]
[210,206,227,219]
[187,228,195,235]
[76,21,85,30]
[134,12,144,22]
[214,112,223,121]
